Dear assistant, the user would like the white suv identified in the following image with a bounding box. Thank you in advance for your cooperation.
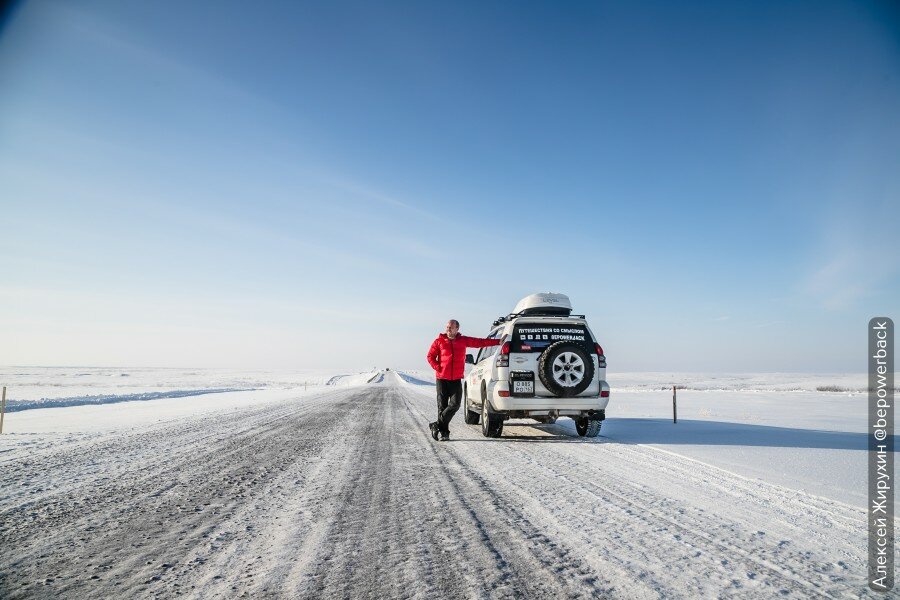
[462,293,610,438]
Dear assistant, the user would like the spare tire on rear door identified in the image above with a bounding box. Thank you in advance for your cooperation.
[538,341,594,397]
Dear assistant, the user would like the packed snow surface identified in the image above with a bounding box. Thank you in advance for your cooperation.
[0,368,892,598]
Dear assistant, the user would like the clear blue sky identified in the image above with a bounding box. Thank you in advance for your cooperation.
[1,0,898,371]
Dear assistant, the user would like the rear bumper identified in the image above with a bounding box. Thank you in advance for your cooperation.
[490,380,610,412]
[492,396,610,412]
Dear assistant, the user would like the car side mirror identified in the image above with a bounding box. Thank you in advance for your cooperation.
[465,355,475,365]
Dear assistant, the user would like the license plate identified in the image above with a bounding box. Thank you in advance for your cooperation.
[510,371,535,396]
[513,380,534,395]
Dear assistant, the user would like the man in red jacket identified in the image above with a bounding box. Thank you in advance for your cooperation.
[426,319,501,441]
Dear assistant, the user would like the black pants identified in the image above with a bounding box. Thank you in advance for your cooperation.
[436,378,463,435]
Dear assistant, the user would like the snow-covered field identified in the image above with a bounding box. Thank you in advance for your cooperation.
[0,368,893,598]
[0,367,376,410]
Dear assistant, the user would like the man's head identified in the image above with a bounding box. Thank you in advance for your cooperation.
[445,319,460,338]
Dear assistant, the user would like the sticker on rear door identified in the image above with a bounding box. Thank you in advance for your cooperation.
[513,326,591,352]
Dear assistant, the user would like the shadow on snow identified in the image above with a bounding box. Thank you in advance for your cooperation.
[455,418,887,451]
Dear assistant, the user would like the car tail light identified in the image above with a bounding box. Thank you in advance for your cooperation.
[595,344,606,368]
[600,390,609,398]
[498,390,510,397]
[497,342,510,367]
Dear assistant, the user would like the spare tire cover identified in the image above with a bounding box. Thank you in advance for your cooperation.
[538,341,595,397]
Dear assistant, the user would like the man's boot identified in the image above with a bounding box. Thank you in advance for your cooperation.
[429,422,439,441]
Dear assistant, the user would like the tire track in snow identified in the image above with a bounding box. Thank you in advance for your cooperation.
[285,386,476,599]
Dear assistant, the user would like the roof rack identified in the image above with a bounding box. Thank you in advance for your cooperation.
[492,313,586,327]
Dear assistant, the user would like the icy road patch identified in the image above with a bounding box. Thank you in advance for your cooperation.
[0,371,891,598]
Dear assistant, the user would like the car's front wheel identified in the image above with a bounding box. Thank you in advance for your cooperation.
[463,384,480,425]
[481,383,503,438]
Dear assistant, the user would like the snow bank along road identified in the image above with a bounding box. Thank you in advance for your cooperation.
[0,372,885,599]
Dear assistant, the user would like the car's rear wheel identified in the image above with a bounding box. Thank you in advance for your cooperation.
[481,383,503,438]
[575,417,602,437]
[538,341,595,397]
[463,384,480,425]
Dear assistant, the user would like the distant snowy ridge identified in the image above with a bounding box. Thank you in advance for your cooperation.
[325,371,381,386]
[395,371,435,386]
[4,388,257,412]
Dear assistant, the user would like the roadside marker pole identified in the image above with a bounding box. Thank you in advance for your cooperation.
[672,385,677,424]
[0,386,6,434]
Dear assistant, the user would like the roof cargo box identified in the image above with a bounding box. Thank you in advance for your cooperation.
[512,293,572,317]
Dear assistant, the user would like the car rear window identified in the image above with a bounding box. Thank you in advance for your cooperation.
[511,323,594,353]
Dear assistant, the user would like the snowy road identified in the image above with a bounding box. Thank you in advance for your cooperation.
[0,373,884,598]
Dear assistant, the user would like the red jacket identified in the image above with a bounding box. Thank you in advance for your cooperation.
[427,333,501,380]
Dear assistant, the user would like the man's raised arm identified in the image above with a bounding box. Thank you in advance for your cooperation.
[460,335,502,349]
